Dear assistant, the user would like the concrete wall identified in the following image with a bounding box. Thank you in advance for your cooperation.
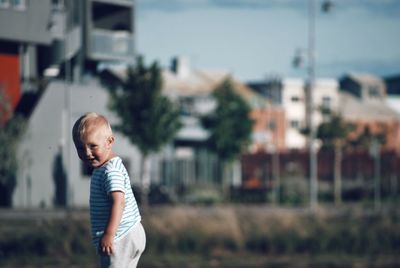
[13,80,142,208]
[14,81,66,208]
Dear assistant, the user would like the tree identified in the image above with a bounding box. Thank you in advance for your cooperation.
[0,116,26,206]
[201,78,253,196]
[317,111,353,205]
[350,126,385,151]
[350,125,386,209]
[103,56,181,206]
[0,87,26,206]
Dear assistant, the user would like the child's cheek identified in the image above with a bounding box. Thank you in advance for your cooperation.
[77,151,85,160]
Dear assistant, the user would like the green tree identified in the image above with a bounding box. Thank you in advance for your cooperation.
[0,88,26,206]
[317,111,353,205]
[201,78,253,196]
[350,126,386,209]
[350,126,385,150]
[103,56,181,206]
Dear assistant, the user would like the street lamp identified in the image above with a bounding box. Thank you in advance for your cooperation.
[294,0,333,210]
[307,0,318,210]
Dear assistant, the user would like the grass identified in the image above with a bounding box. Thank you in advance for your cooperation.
[0,205,399,267]
[140,253,400,268]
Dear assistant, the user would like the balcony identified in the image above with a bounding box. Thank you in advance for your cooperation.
[89,29,134,61]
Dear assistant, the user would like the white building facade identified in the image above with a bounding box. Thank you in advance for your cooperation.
[281,78,339,150]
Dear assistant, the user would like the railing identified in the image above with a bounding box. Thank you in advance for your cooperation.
[89,29,134,61]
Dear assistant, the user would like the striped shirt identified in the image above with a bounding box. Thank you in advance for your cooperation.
[90,156,141,246]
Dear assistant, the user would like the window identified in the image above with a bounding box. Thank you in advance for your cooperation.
[322,96,331,110]
[290,120,300,129]
[179,97,195,115]
[291,96,300,102]
[268,120,276,130]
[92,2,132,32]
[368,86,380,98]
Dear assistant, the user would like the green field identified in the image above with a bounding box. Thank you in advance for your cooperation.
[1,205,399,267]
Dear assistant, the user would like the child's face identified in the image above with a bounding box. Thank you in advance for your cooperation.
[74,127,114,168]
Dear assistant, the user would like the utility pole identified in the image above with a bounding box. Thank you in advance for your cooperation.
[292,0,336,210]
[307,0,318,210]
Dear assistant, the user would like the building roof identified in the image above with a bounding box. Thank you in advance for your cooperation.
[342,73,384,86]
[163,67,270,109]
[339,91,400,122]
[162,68,229,96]
[101,63,269,109]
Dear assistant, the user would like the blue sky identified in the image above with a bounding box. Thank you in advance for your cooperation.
[136,0,400,82]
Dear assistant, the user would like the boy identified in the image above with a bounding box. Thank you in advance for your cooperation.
[72,112,145,268]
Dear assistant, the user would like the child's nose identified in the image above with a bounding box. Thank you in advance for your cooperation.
[84,147,92,157]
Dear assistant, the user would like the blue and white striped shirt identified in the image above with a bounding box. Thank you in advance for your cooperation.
[90,156,141,246]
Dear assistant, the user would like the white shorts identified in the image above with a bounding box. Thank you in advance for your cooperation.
[99,222,146,268]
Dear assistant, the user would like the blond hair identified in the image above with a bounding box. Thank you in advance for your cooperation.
[72,112,113,144]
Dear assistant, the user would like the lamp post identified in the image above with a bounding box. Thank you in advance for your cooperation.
[307,0,318,210]
[294,0,333,210]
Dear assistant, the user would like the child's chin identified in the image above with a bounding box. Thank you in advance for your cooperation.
[86,161,99,168]
[88,161,107,168]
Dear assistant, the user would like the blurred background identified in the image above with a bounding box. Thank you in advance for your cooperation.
[0,0,399,267]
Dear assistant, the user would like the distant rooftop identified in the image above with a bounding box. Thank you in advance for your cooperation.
[342,73,384,85]
[101,57,268,109]
[162,68,229,97]
[340,91,399,122]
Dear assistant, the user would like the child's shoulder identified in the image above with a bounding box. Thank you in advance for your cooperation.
[104,156,124,170]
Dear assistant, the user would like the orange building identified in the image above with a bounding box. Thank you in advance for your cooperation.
[249,105,286,153]
[340,73,400,152]
[0,53,20,123]
[230,78,287,153]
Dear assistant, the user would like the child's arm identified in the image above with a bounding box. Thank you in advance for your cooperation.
[100,191,125,256]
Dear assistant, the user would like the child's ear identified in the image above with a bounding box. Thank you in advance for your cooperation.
[107,136,115,148]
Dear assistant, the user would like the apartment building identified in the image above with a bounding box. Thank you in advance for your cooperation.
[3,0,137,208]
[0,0,52,119]
[0,0,135,93]
[339,73,400,152]
[248,77,339,150]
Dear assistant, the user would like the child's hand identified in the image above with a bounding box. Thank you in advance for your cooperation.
[100,233,114,256]
[99,191,124,256]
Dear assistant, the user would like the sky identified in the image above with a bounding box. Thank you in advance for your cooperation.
[135,0,400,82]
